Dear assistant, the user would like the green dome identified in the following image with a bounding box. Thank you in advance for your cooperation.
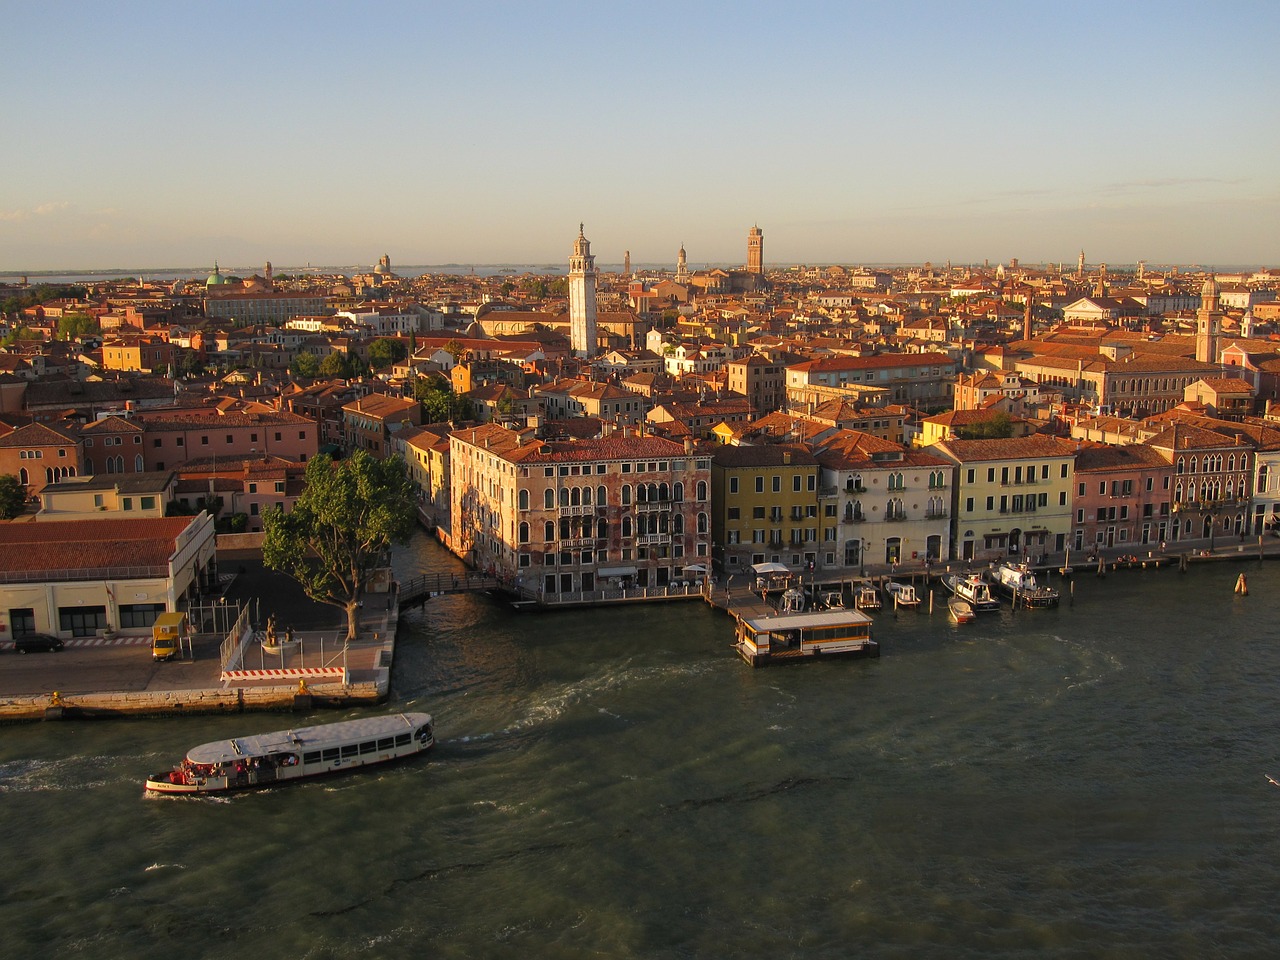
[206,262,227,287]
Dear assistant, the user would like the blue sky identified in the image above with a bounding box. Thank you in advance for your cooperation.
[2,0,1277,270]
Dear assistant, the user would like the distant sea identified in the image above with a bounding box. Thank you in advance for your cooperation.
[4,262,1272,286]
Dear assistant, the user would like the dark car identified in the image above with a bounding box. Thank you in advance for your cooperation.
[13,633,64,654]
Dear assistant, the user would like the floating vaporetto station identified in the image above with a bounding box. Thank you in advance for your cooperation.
[734,608,877,667]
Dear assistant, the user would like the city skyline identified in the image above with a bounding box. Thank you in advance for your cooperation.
[3,1,1278,270]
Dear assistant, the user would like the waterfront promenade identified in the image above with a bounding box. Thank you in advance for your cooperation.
[3,534,1276,722]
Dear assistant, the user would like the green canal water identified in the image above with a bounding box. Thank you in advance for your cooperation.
[3,535,1280,958]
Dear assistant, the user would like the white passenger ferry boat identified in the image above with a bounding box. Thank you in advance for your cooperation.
[145,712,434,795]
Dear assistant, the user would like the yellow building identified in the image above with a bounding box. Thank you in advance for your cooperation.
[931,435,1077,562]
[101,335,173,374]
[711,443,821,574]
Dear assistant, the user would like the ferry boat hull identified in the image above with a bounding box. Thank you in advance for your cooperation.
[145,712,434,795]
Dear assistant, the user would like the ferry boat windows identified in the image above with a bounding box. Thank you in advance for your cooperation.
[303,752,322,764]
[322,748,339,762]
[359,741,378,755]
[340,744,358,759]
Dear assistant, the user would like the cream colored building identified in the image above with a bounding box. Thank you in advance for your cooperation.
[0,514,216,638]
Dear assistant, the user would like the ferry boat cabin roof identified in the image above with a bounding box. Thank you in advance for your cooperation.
[186,713,425,766]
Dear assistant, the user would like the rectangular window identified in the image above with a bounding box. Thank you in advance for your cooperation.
[201,436,209,445]
[729,477,739,494]
[966,497,974,512]
[93,494,104,507]
[985,496,994,511]
[118,603,165,628]
[755,476,764,493]
[122,497,133,511]
[966,469,975,484]
[140,496,156,510]
[793,475,801,492]
[773,476,781,493]
[58,605,107,637]
[728,507,740,520]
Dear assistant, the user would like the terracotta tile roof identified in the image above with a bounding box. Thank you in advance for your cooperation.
[0,516,200,576]
[933,434,1078,462]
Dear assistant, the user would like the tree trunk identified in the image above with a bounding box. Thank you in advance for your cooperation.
[345,599,360,641]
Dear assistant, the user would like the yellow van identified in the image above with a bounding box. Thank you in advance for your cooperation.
[151,612,188,661]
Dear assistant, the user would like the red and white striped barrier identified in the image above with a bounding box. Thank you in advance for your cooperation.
[220,667,348,684]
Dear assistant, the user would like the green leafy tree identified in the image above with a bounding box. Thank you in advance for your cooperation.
[957,412,1014,440]
[443,339,466,362]
[291,351,320,378]
[415,373,457,422]
[1,325,34,347]
[319,351,354,378]
[56,313,99,340]
[262,452,416,640]
[0,474,26,519]
[368,337,408,370]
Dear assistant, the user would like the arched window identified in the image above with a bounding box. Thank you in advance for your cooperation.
[658,483,669,501]
[518,522,529,544]
[622,516,633,538]
[696,480,707,501]
[544,521,555,542]
[697,512,708,534]
[135,454,144,472]
[622,484,632,506]
[1189,457,1197,473]
[19,468,28,486]
[674,482,684,501]
[45,467,54,484]
[1259,464,1269,493]
[1177,457,1185,475]
[570,487,580,506]
[636,484,647,503]
[557,488,568,507]
[582,486,592,506]
[672,514,684,534]
[597,484,606,506]
[114,455,124,473]
[596,518,608,539]
[544,489,554,509]
[519,489,529,510]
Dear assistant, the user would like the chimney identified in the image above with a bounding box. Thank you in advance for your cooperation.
[684,438,694,455]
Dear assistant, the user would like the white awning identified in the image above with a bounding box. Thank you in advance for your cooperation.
[682,564,708,574]
[597,566,638,578]
[751,562,791,576]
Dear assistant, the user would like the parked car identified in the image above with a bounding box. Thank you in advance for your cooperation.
[13,633,64,654]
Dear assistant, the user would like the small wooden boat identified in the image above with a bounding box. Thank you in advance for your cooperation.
[948,598,976,624]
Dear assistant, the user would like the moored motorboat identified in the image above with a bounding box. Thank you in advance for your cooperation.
[942,573,1001,612]
[988,560,1059,608]
[948,598,976,624]
[883,580,921,608]
[145,712,434,795]
[854,583,881,611]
